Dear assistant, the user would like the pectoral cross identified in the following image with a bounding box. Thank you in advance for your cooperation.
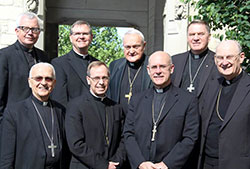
[187,83,195,93]
[125,91,132,104]
[48,142,57,157]
[151,124,157,141]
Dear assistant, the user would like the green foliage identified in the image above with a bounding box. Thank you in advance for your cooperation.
[184,0,250,69]
[58,25,123,65]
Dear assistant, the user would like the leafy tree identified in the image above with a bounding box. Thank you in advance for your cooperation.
[58,25,123,65]
[184,0,250,68]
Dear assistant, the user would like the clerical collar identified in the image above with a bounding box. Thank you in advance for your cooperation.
[154,85,170,94]
[222,71,243,86]
[31,95,49,106]
[18,41,33,53]
[127,54,145,69]
[73,49,88,59]
[190,48,208,60]
[90,90,106,101]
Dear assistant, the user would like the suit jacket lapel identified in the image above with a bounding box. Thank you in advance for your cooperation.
[144,89,155,125]
[173,52,189,86]
[67,50,89,88]
[26,98,46,150]
[158,86,178,124]
[14,41,30,72]
[197,50,215,96]
[220,72,250,131]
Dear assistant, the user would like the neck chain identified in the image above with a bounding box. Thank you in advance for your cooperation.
[216,87,224,121]
[151,99,166,142]
[187,53,208,92]
[125,66,142,104]
[32,100,57,157]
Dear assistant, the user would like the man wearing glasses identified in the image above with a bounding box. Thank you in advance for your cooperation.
[0,63,69,169]
[51,20,98,106]
[0,12,49,122]
[109,29,152,114]
[66,61,126,169]
[198,40,249,169]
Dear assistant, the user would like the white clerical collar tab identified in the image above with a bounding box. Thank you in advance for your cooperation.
[194,55,200,59]
[43,101,48,106]
[155,88,163,93]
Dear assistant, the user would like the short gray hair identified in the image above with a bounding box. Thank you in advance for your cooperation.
[16,12,41,28]
[29,62,56,79]
[123,29,145,44]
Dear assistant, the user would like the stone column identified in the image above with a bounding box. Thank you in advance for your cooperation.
[163,0,189,55]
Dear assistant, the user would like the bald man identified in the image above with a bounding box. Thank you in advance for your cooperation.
[198,40,250,169]
[123,51,199,169]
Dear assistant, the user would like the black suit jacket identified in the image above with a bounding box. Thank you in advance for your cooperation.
[108,55,152,103]
[171,49,216,97]
[0,41,49,119]
[198,72,250,169]
[0,97,68,169]
[123,85,199,169]
[65,93,126,169]
[51,50,98,106]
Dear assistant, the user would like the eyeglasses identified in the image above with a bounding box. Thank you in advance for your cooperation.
[124,44,142,50]
[89,76,109,83]
[215,54,240,62]
[71,32,91,36]
[31,76,54,82]
[18,26,41,34]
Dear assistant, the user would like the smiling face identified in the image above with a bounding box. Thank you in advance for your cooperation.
[147,51,174,89]
[28,64,56,102]
[86,65,109,97]
[187,23,211,55]
[15,15,40,49]
[215,40,245,80]
[70,24,93,54]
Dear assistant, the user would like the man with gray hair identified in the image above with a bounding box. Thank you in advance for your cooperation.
[198,40,249,169]
[109,29,152,114]
[0,12,49,121]
[0,62,69,169]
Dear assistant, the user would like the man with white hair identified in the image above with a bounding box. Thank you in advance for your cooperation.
[198,40,250,169]
[0,63,68,169]
[109,29,152,113]
[0,12,49,121]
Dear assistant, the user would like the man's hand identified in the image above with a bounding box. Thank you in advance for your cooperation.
[139,161,158,169]
[154,161,168,169]
[108,161,119,169]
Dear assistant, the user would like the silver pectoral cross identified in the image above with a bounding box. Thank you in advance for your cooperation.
[187,83,195,93]
[151,124,157,141]
[48,142,57,157]
[125,91,132,104]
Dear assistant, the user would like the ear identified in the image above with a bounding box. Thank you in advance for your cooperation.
[239,52,245,64]
[86,76,91,85]
[170,64,175,74]
[28,78,32,88]
[147,65,150,76]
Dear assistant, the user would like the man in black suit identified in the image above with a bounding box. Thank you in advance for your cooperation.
[0,12,49,121]
[198,40,250,169]
[66,61,126,169]
[171,20,217,98]
[123,51,199,169]
[109,29,152,113]
[51,20,98,106]
[0,63,68,169]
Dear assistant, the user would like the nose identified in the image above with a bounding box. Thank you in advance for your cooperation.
[193,33,200,40]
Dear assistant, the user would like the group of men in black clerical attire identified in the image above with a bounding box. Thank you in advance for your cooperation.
[0,10,250,169]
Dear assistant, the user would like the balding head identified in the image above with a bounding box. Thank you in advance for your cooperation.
[214,40,245,80]
[147,51,174,88]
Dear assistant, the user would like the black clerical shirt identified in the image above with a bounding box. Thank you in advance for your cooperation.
[204,72,243,164]
[181,48,209,95]
[18,41,38,68]
[31,95,60,169]
[120,55,145,112]
[149,85,170,161]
